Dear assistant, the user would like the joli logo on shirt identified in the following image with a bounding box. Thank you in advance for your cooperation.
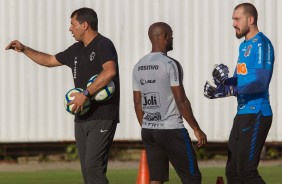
[142,92,160,109]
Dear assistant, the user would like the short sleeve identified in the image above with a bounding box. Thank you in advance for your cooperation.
[132,66,140,91]
[98,39,118,65]
[55,44,77,68]
[169,61,183,86]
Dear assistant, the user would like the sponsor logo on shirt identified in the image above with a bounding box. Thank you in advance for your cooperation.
[143,121,164,129]
[89,52,96,61]
[258,43,262,64]
[74,57,78,79]
[142,92,161,109]
[138,65,159,71]
[140,79,156,85]
[237,63,248,75]
[144,112,161,121]
[243,45,252,57]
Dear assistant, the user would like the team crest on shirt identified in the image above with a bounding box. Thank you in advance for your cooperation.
[89,52,96,61]
[243,45,252,57]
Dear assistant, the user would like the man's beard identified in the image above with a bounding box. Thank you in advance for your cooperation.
[236,27,250,39]
[167,43,173,51]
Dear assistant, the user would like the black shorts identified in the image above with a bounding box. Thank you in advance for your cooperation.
[141,128,201,184]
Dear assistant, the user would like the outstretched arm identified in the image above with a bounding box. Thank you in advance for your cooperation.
[6,40,62,67]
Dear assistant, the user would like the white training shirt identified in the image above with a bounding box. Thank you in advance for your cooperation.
[132,52,185,129]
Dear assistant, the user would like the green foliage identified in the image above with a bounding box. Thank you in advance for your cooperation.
[195,147,215,160]
[267,148,279,159]
[3,156,15,162]
[65,144,79,161]
[0,147,15,162]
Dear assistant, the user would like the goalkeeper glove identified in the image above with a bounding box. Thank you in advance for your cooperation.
[204,81,237,99]
[212,64,229,85]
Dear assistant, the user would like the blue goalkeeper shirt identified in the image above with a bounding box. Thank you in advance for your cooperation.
[232,32,275,115]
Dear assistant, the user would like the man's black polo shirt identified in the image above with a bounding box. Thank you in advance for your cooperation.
[56,34,119,122]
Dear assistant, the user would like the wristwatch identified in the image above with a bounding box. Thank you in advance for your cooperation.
[82,89,91,98]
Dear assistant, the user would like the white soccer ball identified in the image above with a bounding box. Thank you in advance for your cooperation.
[64,88,91,116]
[87,74,115,102]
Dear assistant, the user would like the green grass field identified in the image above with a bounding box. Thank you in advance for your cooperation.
[0,165,281,184]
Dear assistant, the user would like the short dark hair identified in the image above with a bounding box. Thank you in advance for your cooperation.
[71,7,98,31]
[235,3,258,25]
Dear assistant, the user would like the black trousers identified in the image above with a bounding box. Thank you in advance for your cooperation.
[75,120,117,184]
[226,113,272,184]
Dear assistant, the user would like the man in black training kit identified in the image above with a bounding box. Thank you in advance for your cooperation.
[6,7,119,184]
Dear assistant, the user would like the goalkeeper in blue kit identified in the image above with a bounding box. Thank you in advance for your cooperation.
[204,3,274,184]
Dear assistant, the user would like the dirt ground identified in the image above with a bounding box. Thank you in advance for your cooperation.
[0,159,281,172]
